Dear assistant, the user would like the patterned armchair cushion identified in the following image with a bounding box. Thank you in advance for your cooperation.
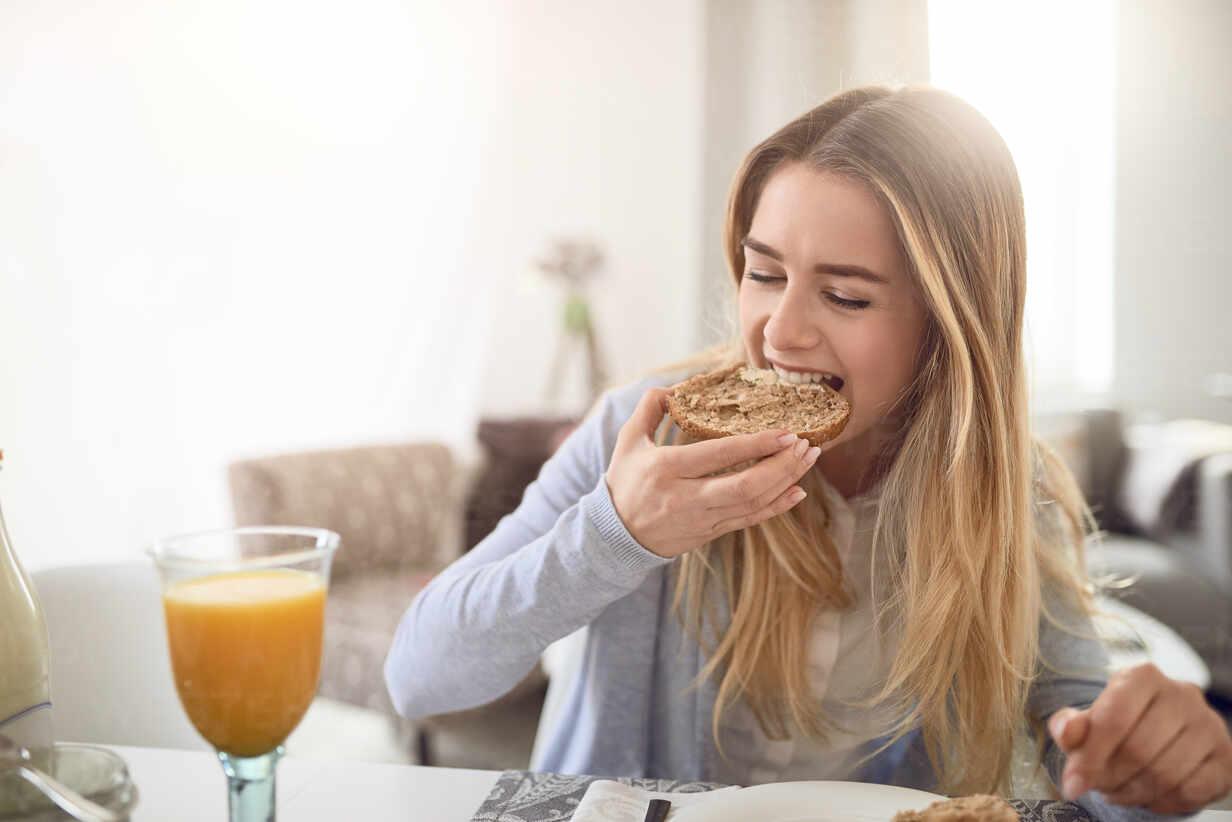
[227,425,570,746]
[228,441,470,579]
[319,568,437,712]
[228,441,475,716]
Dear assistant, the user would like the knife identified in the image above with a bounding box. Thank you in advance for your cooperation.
[643,797,672,822]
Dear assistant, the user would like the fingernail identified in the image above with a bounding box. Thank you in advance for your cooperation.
[777,433,798,448]
[793,437,809,457]
[1051,715,1069,741]
[805,446,821,464]
[790,488,807,503]
[1063,775,1085,799]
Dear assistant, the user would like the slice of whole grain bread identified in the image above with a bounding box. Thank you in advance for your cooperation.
[891,794,1019,822]
[665,364,851,448]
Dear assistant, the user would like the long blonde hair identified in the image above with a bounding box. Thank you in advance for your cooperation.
[652,86,1096,795]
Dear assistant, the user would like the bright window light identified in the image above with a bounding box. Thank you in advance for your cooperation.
[928,0,1116,407]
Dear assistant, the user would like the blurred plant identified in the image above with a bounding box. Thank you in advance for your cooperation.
[536,237,609,411]
[535,238,604,289]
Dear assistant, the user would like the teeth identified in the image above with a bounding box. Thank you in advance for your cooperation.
[771,364,834,386]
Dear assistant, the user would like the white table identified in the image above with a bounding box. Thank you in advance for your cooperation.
[111,745,1232,820]
[113,746,500,821]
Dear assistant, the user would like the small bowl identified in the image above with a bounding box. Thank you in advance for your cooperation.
[0,743,139,821]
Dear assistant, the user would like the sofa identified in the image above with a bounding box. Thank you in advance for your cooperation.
[1060,410,1232,697]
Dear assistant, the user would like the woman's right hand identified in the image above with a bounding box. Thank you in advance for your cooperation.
[604,387,821,559]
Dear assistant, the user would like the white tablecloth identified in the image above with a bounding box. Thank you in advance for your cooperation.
[112,745,500,821]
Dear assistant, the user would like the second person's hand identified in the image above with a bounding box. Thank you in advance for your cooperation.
[605,387,821,559]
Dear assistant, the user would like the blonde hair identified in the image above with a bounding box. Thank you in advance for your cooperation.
[651,86,1097,795]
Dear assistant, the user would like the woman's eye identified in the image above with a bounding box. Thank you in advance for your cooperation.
[825,292,871,310]
[743,271,784,284]
[743,271,870,311]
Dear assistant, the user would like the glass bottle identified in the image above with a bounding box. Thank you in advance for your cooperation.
[0,449,53,758]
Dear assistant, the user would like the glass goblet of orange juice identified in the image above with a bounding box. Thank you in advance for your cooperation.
[149,527,339,822]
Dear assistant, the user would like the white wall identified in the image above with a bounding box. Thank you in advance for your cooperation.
[1113,0,1232,424]
[0,1,709,569]
[697,0,929,348]
[930,0,1117,408]
[0,1,515,568]
[477,0,704,417]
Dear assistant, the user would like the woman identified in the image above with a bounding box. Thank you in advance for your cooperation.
[385,85,1231,817]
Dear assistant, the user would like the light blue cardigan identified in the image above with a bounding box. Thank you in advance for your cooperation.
[385,373,1185,822]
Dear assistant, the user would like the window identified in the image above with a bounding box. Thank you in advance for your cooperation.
[929,0,1116,408]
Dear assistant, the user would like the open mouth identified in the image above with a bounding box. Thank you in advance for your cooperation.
[769,363,845,392]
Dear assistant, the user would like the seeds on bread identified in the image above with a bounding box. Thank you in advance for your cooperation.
[891,795,1019,822]
[665,364,851,449]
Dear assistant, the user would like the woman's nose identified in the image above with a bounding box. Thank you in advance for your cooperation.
[764,288,821,351]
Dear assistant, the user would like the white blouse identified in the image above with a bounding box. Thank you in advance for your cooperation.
[713,476,905,786]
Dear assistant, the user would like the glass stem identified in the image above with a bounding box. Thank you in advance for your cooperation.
[218,747,282,822]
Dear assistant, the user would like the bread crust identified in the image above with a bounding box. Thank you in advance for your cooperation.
[665,364,851,448]
[892,795,1019,822]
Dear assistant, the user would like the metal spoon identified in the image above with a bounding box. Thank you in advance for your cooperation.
[0,734,123,822]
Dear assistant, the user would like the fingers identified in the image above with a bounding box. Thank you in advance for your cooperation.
[699,437,821,513]
[1063,664,1163,798]
[1104,728,1205,808]
[1049,708,1090,753]
[1147,754,1232,815]
[1098,693,1189,797]
[615,389,671,454]
[1102,687,1229,809]
[706,481,808,540]
[668,429,797,479]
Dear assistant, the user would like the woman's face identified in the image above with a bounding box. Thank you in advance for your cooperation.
[738,162,930,489]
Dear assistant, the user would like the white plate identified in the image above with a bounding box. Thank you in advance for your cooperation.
[671,780,946,822]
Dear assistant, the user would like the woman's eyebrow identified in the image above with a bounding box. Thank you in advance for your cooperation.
[741,235,889,284]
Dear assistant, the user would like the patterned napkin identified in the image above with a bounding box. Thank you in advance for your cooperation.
[469,770,1097,822]
[471,771,729,822]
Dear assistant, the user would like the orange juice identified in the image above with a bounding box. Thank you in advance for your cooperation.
[163,569,325,757]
